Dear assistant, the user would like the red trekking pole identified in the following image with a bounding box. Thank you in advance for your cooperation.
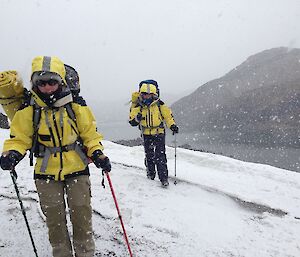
[105,172,133,257]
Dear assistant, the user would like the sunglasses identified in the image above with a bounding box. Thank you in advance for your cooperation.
[141,92,153,98]
[36,79,59,87]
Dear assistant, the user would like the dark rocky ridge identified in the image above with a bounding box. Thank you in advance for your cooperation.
[171,47,300,148]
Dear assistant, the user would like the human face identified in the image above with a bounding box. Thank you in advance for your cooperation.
[141,92,153,99]
[36,80,59,94]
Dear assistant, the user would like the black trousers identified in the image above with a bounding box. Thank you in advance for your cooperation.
[143,133,168,182]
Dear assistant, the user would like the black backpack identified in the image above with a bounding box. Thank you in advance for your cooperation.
[64,64,80,96]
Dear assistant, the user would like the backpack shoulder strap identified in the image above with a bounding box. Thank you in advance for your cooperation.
[158,99,164,105]
[66,95,87,124]
[33,104,42,129]
[72,95,87,106]
[65,103,76,124]
[29,100,42,166]
[18,88,32,110]
[65,102,80,137]
[157,99,164,118]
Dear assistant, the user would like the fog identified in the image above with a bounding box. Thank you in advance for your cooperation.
[1,0,300,101]
[1,0,300,139]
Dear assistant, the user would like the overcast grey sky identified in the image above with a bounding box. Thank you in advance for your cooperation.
[1,0,300,104]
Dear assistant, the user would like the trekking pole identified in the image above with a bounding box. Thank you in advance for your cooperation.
[139,125,148,172]
[10,168,38,257]
[174,133,177,185]
[105,172,133,257]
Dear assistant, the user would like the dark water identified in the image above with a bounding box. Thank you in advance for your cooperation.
[98,120,300,173]
[166,132,300,173]
[98,120,141,141]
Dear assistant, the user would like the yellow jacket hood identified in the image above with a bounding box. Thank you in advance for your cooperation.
[30,56,73,107]
[139,83,158,95]
[31,56,67,86]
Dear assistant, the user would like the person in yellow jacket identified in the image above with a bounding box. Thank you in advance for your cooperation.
[129,80,179,186]
[0,56,111,257]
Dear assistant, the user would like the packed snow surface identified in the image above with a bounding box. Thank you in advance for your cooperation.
[0,129,299,257]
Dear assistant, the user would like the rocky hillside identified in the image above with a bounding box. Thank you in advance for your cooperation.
[172,47,300,147]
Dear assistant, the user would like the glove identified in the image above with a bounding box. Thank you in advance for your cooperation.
[91,150,111,172]
[129,113,142,127]
[136,113,142,122]
[170,124,179,135]
[0,150,23,170]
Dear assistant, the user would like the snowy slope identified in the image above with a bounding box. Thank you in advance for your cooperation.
[0,128,300,257]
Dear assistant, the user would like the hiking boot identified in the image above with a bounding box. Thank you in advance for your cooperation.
[161,180,169,187]
[147,173,155,180]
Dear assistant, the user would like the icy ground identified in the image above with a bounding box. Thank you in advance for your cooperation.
[0,128,300,257]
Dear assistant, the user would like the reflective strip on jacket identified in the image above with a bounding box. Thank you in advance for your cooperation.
[129,100,175,135]
[3,102,104,181]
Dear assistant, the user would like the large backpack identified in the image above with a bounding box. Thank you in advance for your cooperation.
[64,64,80,96]
[0,71,24,121]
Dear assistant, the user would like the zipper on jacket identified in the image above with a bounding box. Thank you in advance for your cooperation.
[52,110,63,171]
[58,170,62,181]
[147,108,151,127]
[45,109,58,157]
[150,112,153,127]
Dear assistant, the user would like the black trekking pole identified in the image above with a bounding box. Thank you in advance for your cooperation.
[105,172,133,257]
[174,133,177,185]
[140,126,149,176]
[10,168,38,257]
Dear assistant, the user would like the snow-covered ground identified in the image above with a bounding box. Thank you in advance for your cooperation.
[0,128,299,257]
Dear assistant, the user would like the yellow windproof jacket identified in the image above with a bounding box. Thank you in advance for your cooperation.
[129,98,176,135]
[2,56,104,181]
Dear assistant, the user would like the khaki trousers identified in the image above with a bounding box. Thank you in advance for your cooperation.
[35,175,95,257]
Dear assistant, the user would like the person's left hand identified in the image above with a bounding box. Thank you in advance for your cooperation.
[170,124,179,135]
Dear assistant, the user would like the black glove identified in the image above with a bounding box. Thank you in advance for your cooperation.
[129,113,142,127]
[0,150,23,170]
[136,113,142,122]
[170,124,179,135]
[91,150,111,172]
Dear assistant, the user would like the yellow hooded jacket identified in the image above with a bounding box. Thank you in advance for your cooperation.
[2,56,104,181]
[129,97,176,135]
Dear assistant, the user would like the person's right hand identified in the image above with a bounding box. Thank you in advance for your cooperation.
[136,113,142,122]
[91,150,112,172]
[0,150,23,170]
